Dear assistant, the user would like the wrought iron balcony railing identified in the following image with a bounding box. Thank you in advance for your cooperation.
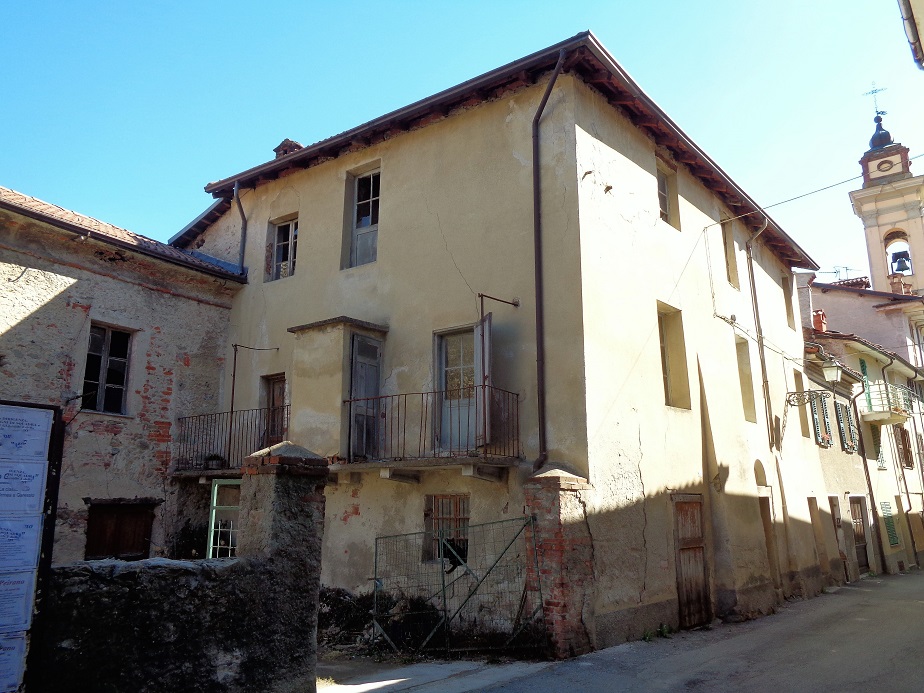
[859,382,915,418]
[345,385,520,463]
[174,406,289,471]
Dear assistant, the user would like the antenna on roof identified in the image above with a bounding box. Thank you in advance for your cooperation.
[863,82,888,117]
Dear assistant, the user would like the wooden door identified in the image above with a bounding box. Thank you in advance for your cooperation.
[850,498,870,572]
[673,494,710,628]
[350,336,382,458]
[265,374,286,446]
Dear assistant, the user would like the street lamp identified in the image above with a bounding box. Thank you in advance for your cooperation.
[821,359,843,383]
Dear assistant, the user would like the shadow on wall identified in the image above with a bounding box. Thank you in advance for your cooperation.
[537,477,870,653]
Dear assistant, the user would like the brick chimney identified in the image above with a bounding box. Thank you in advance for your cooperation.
[812,309,827,333]
[273,138,303,159]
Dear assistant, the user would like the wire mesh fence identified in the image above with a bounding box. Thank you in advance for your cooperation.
[372,516,546,655]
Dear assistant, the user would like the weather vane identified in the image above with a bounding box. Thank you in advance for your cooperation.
[863,82,888,117]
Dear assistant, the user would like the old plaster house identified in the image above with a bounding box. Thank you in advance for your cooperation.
[3,32,859,656]
[163,32,846,653]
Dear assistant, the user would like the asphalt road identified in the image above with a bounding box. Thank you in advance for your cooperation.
[485,571,924,692]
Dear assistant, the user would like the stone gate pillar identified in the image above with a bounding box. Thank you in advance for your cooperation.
[238,441,328,693]
[524,467,595,659]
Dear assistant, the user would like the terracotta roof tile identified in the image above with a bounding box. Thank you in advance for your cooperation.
[0,186,244,281]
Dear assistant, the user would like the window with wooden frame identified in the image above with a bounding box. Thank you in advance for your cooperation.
[894,424,915,469]
[268,219,298,280]
[656,159,680,230]
[85,501,155,560]
[82,324,131,414]
[721,219,739,289]
[793,371,810,437]
[207,479,241,558]
[657,303,691,409]
[834,401,858,453]
[781,274,796,330]
[871,425,887,469]
[809,395,833,448]
[422,494,470,563]
[735,337,757,422]
[350,170,380,267]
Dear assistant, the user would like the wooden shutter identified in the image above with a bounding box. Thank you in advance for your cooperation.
[85,503,154,561]
[835,402,848,450]
[810,398,823,445]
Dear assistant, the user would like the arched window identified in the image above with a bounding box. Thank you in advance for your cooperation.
[884,229,912,275]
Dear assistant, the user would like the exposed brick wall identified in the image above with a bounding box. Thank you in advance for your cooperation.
[525,474,595,658]
[1,212,236,563]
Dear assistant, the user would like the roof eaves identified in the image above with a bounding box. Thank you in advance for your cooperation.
[0,195,245,284]
[169,198,233,248]
[813,330,920,375]
[202,30,817,271]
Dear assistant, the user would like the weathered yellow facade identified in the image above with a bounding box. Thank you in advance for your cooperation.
[177,34,840,650]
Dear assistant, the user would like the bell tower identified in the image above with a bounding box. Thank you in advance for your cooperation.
[849,116,923,294]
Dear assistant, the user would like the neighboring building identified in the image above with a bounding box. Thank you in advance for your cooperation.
[165,31,842,652]
[0,186,242,562]
[799,277,924,572]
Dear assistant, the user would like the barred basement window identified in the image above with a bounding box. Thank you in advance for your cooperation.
[422,494,469,564]
[82,324,131,414]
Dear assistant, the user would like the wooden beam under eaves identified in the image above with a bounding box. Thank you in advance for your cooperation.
[380,468,420,484]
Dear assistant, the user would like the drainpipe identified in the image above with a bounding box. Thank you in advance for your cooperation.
[744,216,774,450]
[233,180,248,274]
[852,384,886,574]
[531,48,567,472]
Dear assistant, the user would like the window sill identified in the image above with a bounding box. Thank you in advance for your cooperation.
[75,410,135,421]
[341,261,377,272]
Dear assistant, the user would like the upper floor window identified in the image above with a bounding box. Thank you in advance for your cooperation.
[269,220,298,280]
[721,219,739,288]
[82,324,130,414]
[656,160,680,230]
[657,303,691,409]
[351,171,380,267]
[781,274,796,330]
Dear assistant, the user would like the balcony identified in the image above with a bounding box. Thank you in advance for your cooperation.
[174,406,289,472]
[343,385,520,471]
[859,382,916,424]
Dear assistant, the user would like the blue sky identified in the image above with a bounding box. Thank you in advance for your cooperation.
[4,1,923,278]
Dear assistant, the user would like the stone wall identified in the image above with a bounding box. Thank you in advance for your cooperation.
[33,445,325,693]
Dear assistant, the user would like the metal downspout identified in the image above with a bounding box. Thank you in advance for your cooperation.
[744,217,774,449]
[851,385,886,574]
[531,48,566,472]
[234,181,248,274]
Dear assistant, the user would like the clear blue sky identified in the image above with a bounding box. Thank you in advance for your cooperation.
[4,1,923,278]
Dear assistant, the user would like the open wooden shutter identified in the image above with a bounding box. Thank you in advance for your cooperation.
[474,312,492,447]
[810,397,822,445]
[835,402,848,450]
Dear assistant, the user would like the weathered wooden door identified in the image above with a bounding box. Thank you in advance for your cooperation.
[673,494,710,628]
[265,374,286,446]
[850,497,870,572]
